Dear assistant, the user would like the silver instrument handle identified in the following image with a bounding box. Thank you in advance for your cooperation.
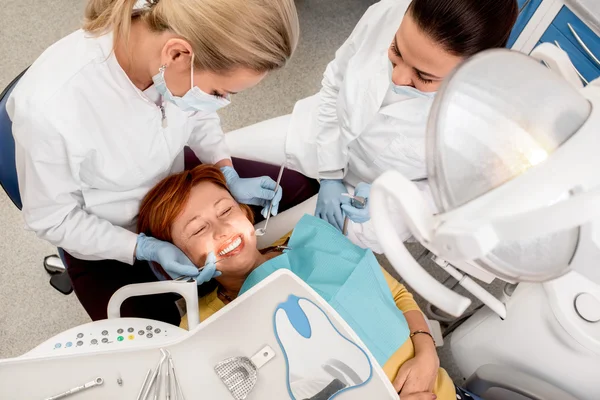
[554,40,589,84]
[567,22,600,67]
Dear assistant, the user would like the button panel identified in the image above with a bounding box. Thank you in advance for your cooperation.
[50,323,170,351]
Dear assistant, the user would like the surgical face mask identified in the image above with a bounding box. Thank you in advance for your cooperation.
[152,56,231,113]
[391,83,436,99]
[389,61,436,99]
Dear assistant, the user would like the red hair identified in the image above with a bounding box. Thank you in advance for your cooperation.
[137,165,254,241]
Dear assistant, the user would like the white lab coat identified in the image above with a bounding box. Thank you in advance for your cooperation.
[8,30,230,264]
[226,0,435,253]
[284,0,433,186]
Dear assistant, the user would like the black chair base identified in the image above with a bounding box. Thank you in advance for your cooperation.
[49,271,73,295]
[43,254,72,295]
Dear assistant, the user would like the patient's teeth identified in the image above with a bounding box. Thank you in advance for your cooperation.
[219,237,242,256]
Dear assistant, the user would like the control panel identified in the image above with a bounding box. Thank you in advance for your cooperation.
[24,318,188,357]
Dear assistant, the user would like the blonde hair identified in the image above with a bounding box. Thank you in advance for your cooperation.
[83,0,299,72]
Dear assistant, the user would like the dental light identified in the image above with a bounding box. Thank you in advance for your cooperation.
[371,46,600,317]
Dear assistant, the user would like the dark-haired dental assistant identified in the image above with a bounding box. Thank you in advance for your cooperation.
[227,0,519,252]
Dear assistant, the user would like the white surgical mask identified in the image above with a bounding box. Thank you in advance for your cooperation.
[389,61,436,99]
[152,55,231,113]
[391,83,436,99]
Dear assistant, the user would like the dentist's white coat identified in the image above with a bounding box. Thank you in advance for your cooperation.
[228,0,435,252]
[8,31,230,264]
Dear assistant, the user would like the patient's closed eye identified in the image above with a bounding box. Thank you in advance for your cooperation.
[219,207,233,217]
[193,225,207,236]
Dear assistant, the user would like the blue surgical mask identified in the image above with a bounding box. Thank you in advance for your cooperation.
[152,56,231,113]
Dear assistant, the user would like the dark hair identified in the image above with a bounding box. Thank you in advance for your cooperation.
[408,0,519,57]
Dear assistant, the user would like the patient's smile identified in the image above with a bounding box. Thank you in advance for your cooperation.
[217,234,245,258]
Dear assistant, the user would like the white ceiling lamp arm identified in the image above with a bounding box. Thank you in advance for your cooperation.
[371,171,472,317]
[530,43,584,89]
[435,187,600,262]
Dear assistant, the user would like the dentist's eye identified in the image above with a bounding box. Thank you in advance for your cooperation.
[211,90,226,99]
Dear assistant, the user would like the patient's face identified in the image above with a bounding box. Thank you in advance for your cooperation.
[170,182,259,275]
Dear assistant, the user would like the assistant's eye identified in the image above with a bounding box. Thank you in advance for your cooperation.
[390,41,402,58]
[415,73,433,84]
[219,207,233,217]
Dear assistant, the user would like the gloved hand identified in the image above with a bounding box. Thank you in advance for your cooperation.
[341,182,371,224]
[136,234,220,284]
[315,179,348,231]
[220,166,283,218]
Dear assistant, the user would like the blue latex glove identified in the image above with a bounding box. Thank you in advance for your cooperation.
[341,182,371,224]
[220,166,283,218]
[136,234,220,284]
[315,179,348,231]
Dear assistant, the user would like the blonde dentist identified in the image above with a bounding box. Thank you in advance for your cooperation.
[8,0,299,324]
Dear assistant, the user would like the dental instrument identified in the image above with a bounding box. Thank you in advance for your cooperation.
[169,353,186,400]
[137,369,153,400]
[342,194,367,235]
[255,164,285,237]
[173,258,226,281]
[43,377,104,400]
[166,356,172,400]
[214,345,276,400]
[153,362,163,400]
[142,349,167,400]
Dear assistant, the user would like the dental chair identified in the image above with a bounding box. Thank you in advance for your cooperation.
[0,70,73,295]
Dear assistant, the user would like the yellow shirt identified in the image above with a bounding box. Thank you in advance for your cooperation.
[181,237,455,399]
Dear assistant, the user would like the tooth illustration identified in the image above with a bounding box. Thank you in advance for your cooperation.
[274,295,372,399]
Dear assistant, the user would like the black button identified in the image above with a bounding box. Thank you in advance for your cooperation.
[117,329,124,334]
[127,328,134,333]
[77,341,83,346]
[138,330,145,335]
[91,339,98,345]
[76,333,84,339]
[154,328,161,334]
[146,326,153,331]
[101,330,108,336]
[101,338,109,343]
[146,333,153,339]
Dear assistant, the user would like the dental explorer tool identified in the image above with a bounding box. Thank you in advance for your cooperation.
[255,164,285,237]
[142,349,167,400]
[137,369,153,400]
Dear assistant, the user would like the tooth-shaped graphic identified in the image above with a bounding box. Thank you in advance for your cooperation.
[274,295,372,399]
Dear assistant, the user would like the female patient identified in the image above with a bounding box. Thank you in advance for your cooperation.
[137,165,477,400]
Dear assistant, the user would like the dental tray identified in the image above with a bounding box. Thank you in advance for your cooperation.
[0,270,397,399]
